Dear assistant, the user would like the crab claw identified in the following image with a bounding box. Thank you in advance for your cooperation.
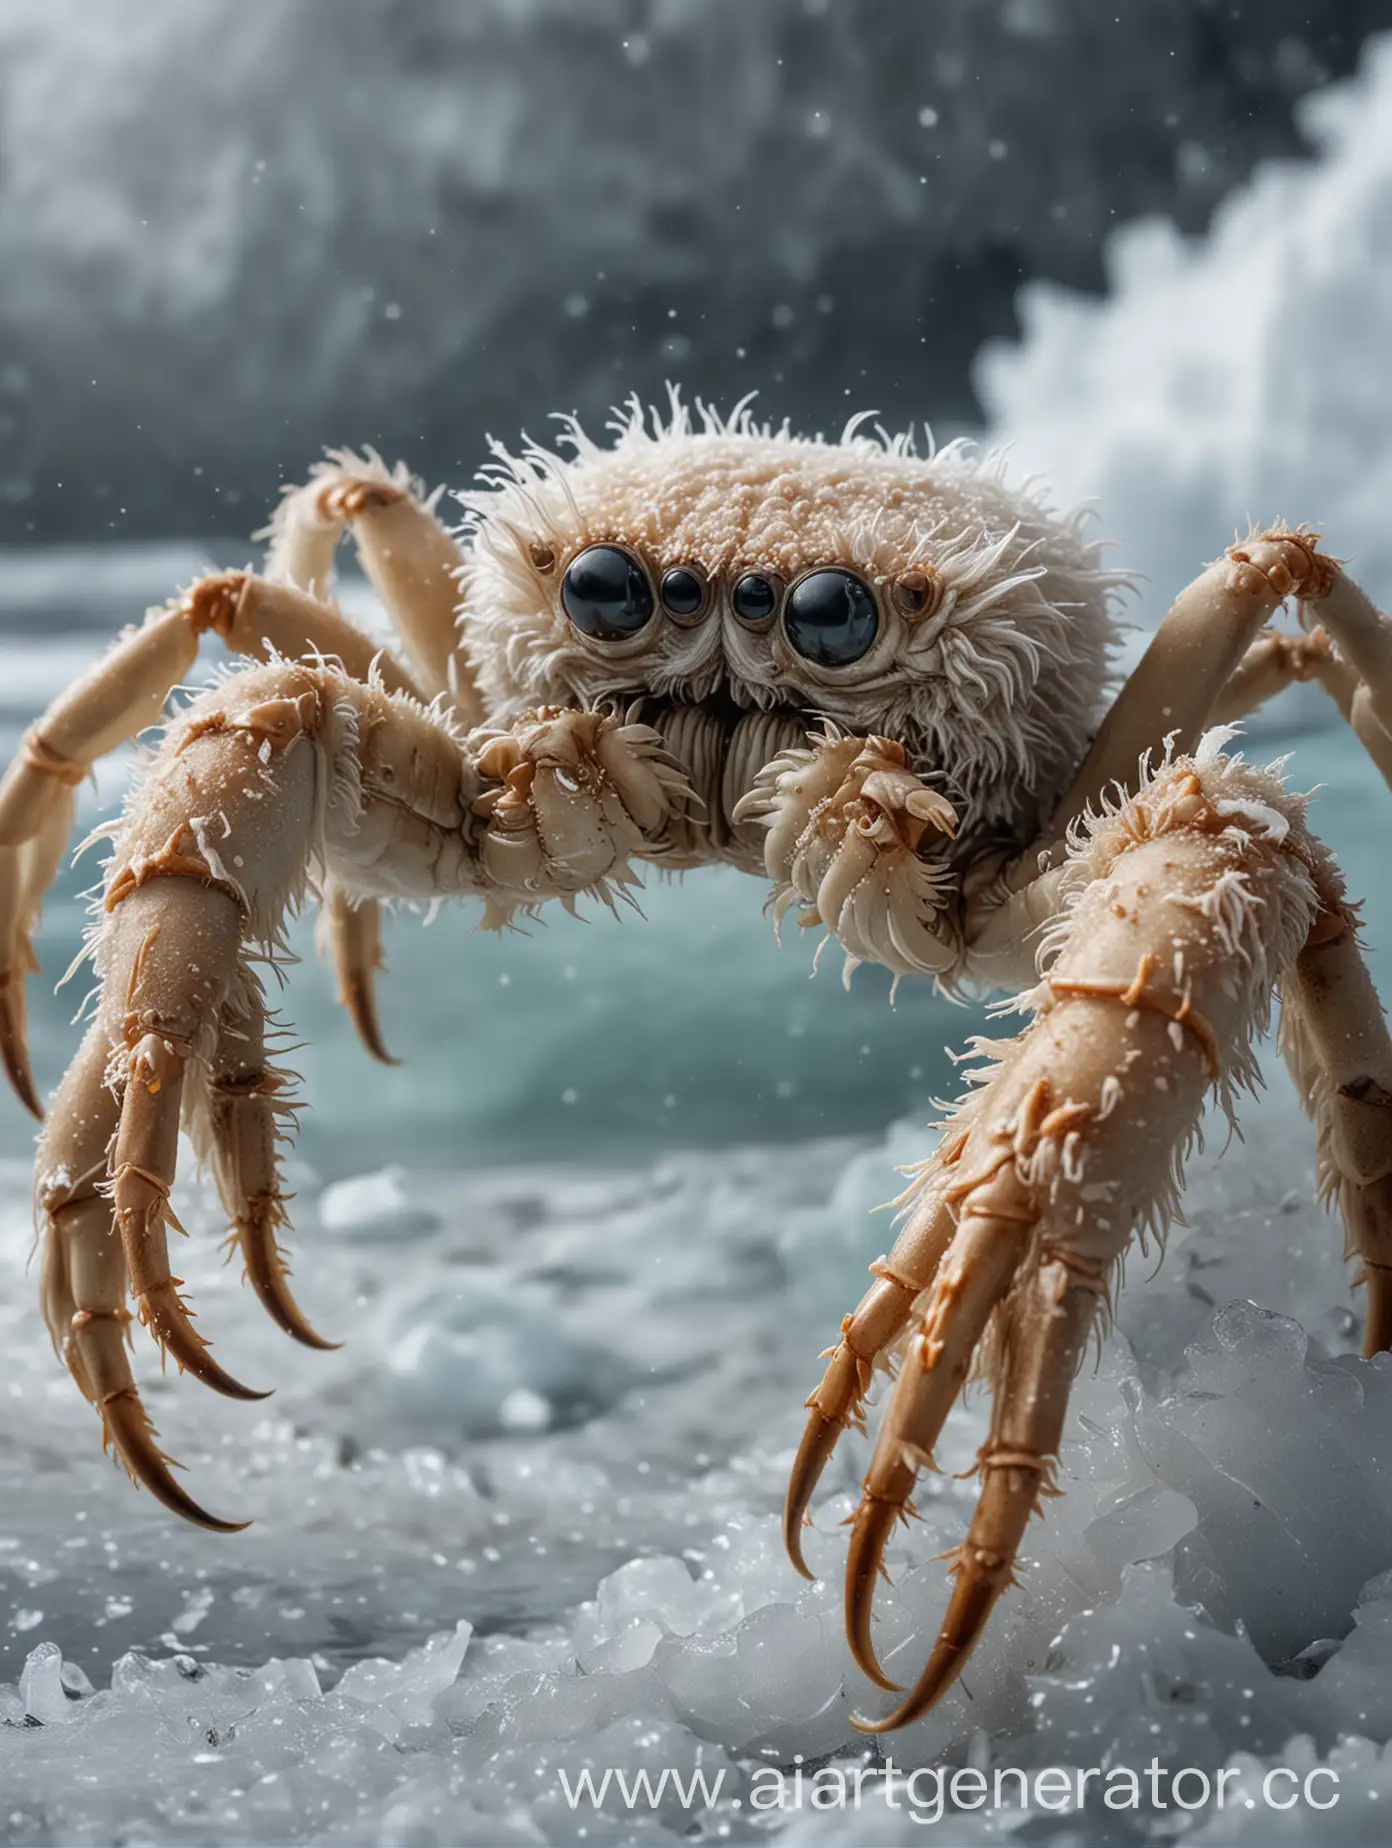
[0,958,41,1119]
[840,1187,1029,1704]
[784,1189,958,1583]
[321,886,400,1066]
[784,1343,871,1581]
[236,1195,341,1352]
[851,1251,1098,1732]
[135,1274,273,1403]
[99,1381,250,1534]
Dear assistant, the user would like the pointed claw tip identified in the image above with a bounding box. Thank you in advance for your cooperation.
[342,975,400,1065]
[139,1285,271,1402]
[844,1490,917,1692]
[783,1529,817,1582]
[849,1705,913,1736]
[783,1407,849,1579]
[1,1036,42,1119]
[102,1389,253,1535]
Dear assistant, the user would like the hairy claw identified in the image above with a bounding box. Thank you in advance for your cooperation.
[136,1279,271,1402]
[99,1386,249,1534]
[237,1196,340,1352]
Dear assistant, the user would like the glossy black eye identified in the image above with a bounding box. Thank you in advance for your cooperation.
[785,569,880,667]
[732,573,779,627]
[561,545,654,641]
[660,566,705,620]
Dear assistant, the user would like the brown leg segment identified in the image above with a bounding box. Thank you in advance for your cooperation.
[1280,887,1392,1356]
[265,451,478,717]
[1022,528,1336,883]
[1207,626,1357,727]
[33,660,690,1525]
[856,1250,1100,1732]
[784,1175,957,1584]
[192,979,338,1350]
[817,747,1323,1730]
[0,571,417,1114]
[316,883,399,1067]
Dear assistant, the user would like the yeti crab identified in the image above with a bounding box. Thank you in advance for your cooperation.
[3,396,1392,1732]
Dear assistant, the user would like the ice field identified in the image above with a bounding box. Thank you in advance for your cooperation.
[3,38,1392,1847]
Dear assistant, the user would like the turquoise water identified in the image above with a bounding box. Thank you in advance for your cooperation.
[5,550,1389,1182]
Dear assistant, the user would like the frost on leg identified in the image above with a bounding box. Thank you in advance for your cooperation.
[0,567,424,1110]
[791,743,1322,1730]
[32,666,328,1523]
[32,657,689,1525]
[265,450,475,714]
[188,972,337,1352]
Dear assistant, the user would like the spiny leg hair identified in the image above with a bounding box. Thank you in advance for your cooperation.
[33,660,690,1525]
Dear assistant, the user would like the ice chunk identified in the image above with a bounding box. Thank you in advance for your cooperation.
[333,1620,471,1739]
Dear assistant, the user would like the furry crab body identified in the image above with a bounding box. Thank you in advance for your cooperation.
[3,395,1392,1732]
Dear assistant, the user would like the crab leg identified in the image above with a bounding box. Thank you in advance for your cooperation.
[39,1018,252,1532]
[855,1249,1099,1731]
[784,1176,957,1581]
[1026,528,1336,877]
[192,976,338,1350]
[1279,880,1392,1354]
[264,454,478,1057]
[106,902,271,1405]
[0,774,79,1114]
[836,745,1324,1729]
[1208,626,1357,728]
[1307,569,1392,791]
[35,661,688,1522]
[266,452,478,716]
[316,883,399,1066]
[0,572,418,1112]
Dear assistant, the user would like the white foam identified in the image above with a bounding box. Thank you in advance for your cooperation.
[980,34,1392,618]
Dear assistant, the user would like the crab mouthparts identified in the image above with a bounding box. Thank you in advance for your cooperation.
[631,692,812,861]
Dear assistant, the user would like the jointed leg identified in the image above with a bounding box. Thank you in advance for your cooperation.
[1208,625,1356,726]
[1279,885,1392,1354]
[264,451,476,716]
[34,661,689,1523]
[784,1175,957,1579]
[264,451,483,1057]
[1024,527,1392,880]
[790,744,1325,1729]
[0,570,422,1112]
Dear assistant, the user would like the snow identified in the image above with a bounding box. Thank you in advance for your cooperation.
[2,1053,1392,1841]
[4,37,1392,1842]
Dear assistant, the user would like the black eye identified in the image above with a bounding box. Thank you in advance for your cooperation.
[660,566,705,620]
[785,569,880,667]
[561,545,654,641]
[732,573,779,627]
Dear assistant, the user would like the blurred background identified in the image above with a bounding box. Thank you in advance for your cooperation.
[0,0,1386,541]
[2,0,1391,1180]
